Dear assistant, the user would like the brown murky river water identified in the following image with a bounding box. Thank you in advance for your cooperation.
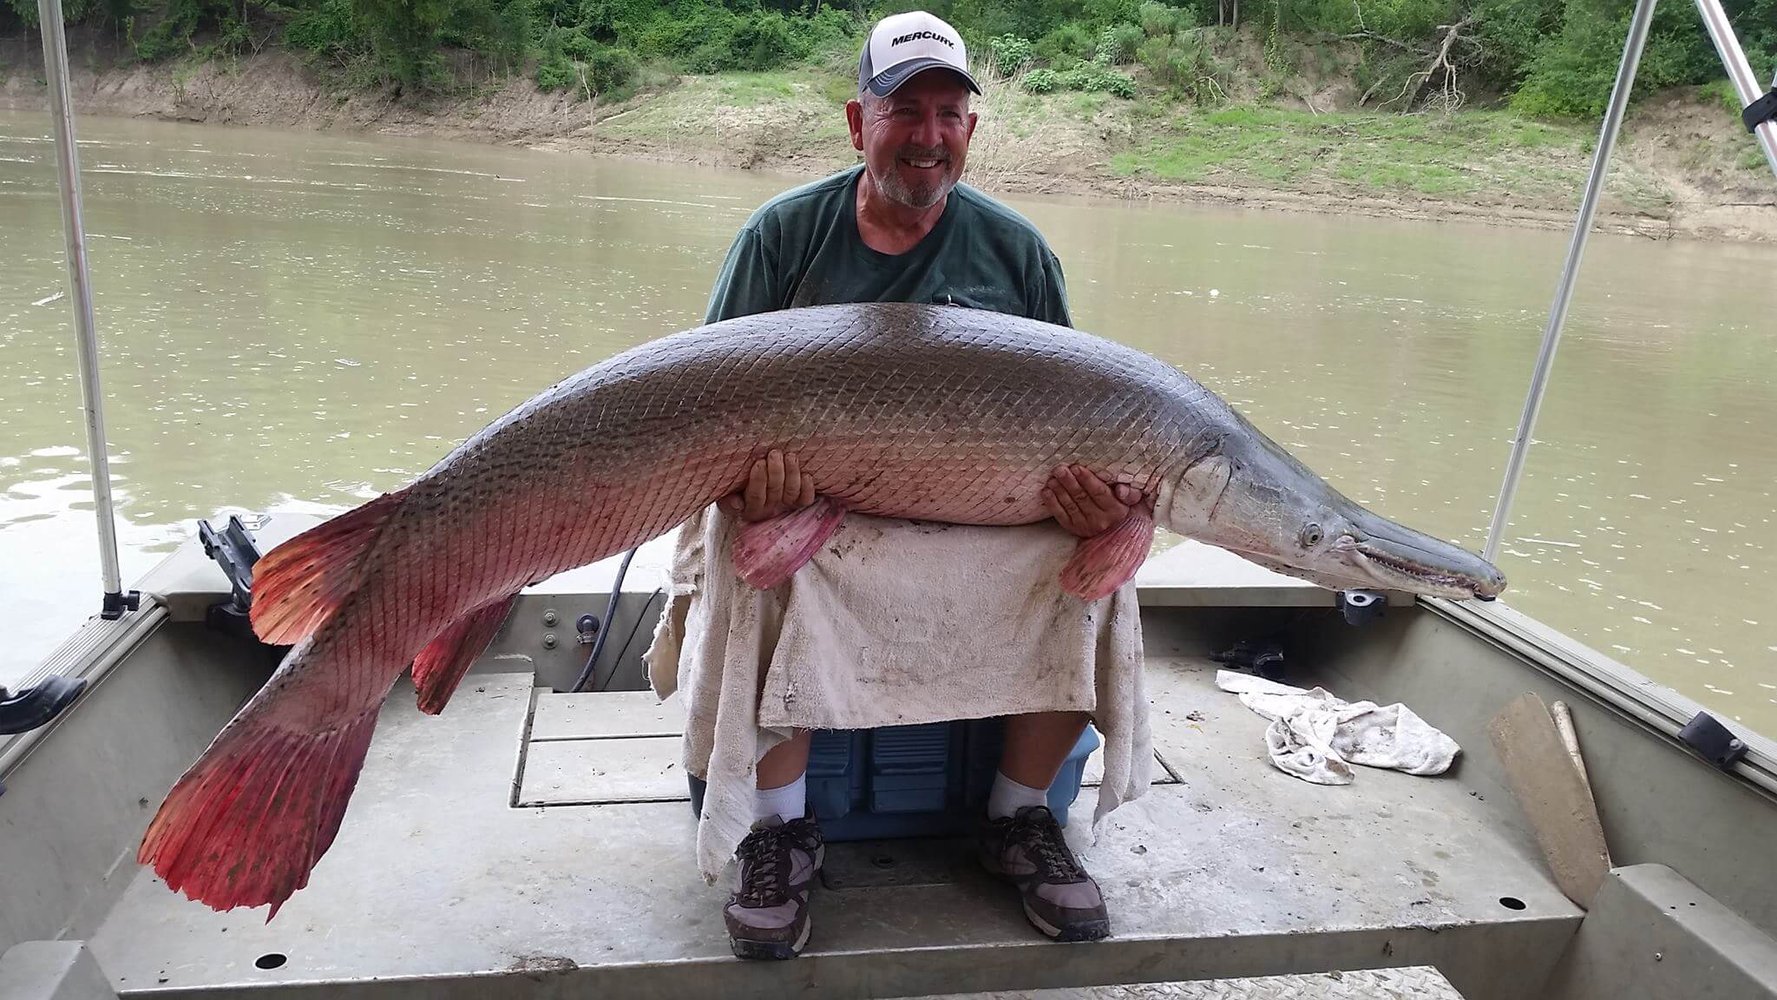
[3,109,1775,735]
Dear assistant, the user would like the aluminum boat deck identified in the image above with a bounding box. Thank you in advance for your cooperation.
[87,635,1580,998]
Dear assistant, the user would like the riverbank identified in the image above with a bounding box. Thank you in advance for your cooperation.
[4,37,1774,241]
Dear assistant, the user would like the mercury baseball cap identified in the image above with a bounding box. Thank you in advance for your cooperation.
[857,10,982,98]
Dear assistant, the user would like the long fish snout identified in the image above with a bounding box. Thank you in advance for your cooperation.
[1345,525,1507,601]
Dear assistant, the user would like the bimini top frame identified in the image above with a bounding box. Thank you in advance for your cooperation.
[1484,0,1777,561]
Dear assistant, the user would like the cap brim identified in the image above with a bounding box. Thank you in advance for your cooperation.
[866,58,982,98]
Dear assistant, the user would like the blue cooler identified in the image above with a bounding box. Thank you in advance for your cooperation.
[688,717,1101,841]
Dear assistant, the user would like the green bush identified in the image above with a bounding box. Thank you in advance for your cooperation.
[988,33,1034,74]
[1081,0,1144,26]
[1509,0,1718,118]
[1138,1,1193,35]
[583,42,637,96]
[1095,22,1142,64]
[1137,29,1222,99]
[731,11,810,72]
[1058,60,1136,95]
[1034,22,1096,67]
[129,0,250,61]
[1100,69,1137,96]
[285,0,358,58]
[1022,67,1060,92]
[536,52,575,90]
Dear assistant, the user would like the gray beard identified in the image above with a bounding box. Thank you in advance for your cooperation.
[874,163,954,210]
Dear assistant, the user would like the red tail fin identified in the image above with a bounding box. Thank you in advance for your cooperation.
[138,706,380,918]
[251,490,406,646]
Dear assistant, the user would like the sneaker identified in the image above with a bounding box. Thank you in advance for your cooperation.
[723,813,825,960]
[978,805,1111,942]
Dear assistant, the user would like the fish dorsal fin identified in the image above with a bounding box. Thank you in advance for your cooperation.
[1059,503,1157,600]
[250,490,407,646]
[731,496,847,590]
[412,595,518,715]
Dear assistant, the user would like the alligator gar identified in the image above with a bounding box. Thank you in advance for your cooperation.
[139,301,1505,916]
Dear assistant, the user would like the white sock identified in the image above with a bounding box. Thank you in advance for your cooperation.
[754,771,807,824]
[988,770,1050,820]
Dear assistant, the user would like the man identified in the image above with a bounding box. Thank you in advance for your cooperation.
[700,10,1144,960]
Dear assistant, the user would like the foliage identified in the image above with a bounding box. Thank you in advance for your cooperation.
[987,32,1033,74]
[1094,21,1141,63]
[1022,66,1060,91]
[537,26,636,98]
[1033,20,1096,67]
[1058,58,1136,95]
[7,0,1776,116]
[282,0,356,61]
[1138,0,1193,36]
[1507,0,1724,118]
[1136,26,1227,102]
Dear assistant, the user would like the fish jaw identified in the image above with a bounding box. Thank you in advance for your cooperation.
[1157,452,1507,602]
[1338,515,1507,599]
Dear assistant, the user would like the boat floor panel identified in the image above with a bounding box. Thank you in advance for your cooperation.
[90,660,1579,999]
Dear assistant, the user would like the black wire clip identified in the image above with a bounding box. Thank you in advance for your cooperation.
[1742,88,1777,134]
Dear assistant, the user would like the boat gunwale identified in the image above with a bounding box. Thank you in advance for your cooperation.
[1423,595,1777,800]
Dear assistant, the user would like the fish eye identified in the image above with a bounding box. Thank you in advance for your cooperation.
[1299,523,1323,547]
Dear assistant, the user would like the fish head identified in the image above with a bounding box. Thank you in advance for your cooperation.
[1158,440,1507,601]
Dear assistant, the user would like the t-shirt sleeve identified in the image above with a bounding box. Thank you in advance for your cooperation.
[703,226,780,325]
[1032,246,1073,328]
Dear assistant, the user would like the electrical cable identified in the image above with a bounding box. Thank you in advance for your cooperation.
[569,547,636,693]
[596,588,665,692]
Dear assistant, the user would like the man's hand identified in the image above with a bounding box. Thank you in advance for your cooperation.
[720,449,815,522]
[1042,464,1144,538]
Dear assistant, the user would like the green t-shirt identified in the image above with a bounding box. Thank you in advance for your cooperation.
[704,165,1071,327]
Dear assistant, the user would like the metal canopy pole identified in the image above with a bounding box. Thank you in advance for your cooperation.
[1692,0,1777,178]
[1483,0,1662,563]
[36,0,136,618]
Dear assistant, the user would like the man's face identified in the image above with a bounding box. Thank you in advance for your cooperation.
[848,72,978,211]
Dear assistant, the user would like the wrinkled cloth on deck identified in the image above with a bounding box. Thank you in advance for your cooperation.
[1214,669,1460,786]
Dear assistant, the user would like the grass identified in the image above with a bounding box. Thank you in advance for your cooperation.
[712,71,804,106]
[1107,105,1590,198]
[592,65,853,165]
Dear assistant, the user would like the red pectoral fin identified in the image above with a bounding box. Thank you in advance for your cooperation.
[1059,504,1157,601]
[412,594,518,716]
[731,497,847,590]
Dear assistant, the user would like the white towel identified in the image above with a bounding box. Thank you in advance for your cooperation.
[646,506,1152,883]
[1214,669,1459,785]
